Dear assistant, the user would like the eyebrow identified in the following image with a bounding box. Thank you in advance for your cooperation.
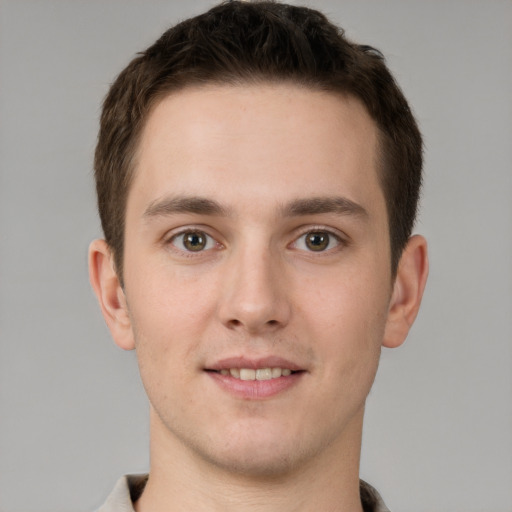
[281,196,368,218]
[142,194,367,220]
[143,195,230,218]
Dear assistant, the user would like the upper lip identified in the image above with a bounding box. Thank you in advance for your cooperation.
[206,355,305,372]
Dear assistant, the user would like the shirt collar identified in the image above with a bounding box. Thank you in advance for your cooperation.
[97,474,390,512]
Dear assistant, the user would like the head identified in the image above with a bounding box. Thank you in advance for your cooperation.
[94,0,422,284]
[89,1,428,482]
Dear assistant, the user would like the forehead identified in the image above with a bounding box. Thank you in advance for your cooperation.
[131,83,383,216]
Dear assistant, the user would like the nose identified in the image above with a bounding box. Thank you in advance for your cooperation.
[217,245,291,335]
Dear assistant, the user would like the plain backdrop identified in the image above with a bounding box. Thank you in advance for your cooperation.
[0,1,511,511]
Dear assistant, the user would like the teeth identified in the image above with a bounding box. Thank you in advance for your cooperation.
[256,368,272,380]
[240,369,256,381]
[220,367,294,380]
[271,368,282,378]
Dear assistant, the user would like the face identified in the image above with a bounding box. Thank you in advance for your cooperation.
[117,84,397,476]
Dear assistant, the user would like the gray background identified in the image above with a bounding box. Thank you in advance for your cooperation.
[0,1,511,511]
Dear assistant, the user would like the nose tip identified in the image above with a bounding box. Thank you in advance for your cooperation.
[217,254,290,334]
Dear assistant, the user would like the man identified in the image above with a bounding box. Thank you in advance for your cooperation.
[89,1,428,511]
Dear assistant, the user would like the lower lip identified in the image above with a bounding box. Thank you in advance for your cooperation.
[206,371,304,400]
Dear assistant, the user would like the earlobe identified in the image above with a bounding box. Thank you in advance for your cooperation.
[382,235,429,349]
[88,239,135,351]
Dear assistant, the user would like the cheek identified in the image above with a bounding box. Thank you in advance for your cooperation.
[127,255,218,325]
[124,263,219,374]
[296,267,390,366]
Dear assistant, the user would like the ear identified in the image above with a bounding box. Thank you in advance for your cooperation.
[88,239,135,350]
[382,235,429,349]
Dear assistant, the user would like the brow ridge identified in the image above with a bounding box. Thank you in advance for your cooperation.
[281,196,368,218]
[143,195,229,218]
[143,194,367,220]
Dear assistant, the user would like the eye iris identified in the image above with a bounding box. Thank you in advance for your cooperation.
[183,232,206,251]
[305,232,329,251]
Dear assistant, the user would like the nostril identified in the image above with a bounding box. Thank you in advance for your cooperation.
[226,317,281,331]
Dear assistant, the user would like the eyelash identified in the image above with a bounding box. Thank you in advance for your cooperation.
[165,226,346,256]
[167,228,220,255]
[290,226,345,254]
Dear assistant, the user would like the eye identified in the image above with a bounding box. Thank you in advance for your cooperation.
[294,230,341,252]
[170,230,216,252]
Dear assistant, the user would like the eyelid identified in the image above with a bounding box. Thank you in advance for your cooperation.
[162,224,347,255]
[165,226,223,255]
[290,225,347,252]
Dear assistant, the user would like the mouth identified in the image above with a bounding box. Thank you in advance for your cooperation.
[210,367,296,380]
[204,357,306,399]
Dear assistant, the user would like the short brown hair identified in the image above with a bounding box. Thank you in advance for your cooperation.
[94,0,422,280]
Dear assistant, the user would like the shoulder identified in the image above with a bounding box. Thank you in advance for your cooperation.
[95,474,148,512]
[360,480,391,512]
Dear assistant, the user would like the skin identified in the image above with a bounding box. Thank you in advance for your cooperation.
[89,83,428,512]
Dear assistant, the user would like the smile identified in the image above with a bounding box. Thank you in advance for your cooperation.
[206,357,305,399]
[218,368,293,380]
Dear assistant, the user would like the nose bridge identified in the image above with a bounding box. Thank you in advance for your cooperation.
[218,236,290,333]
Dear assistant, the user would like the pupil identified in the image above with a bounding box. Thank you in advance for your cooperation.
[306,232,328,251]
[184,232,206,251]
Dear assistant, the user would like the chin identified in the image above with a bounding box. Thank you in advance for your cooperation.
[201,443,306,480]
[192,420,337,481]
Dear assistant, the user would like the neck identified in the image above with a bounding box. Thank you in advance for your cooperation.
[135,408,365,512]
